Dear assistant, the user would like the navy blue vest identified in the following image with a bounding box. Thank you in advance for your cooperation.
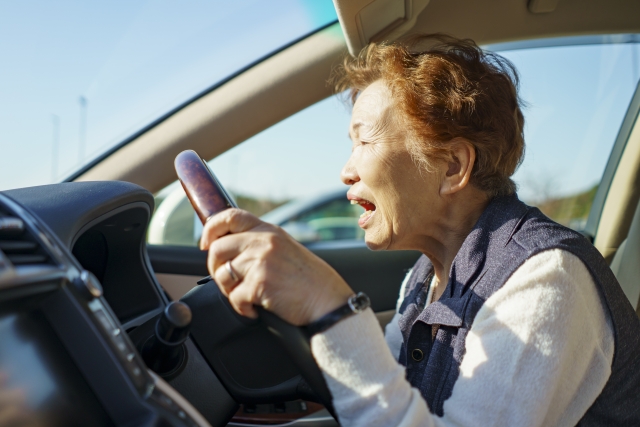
[397,195,640,424]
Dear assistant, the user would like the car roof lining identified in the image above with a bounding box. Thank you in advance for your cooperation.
[337,0,640,53]
[75,0,640,194]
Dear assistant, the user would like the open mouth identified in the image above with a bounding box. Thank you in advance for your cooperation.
[350,198,376,226]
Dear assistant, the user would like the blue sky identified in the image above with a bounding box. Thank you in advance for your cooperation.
[1,1,639,207]
[0,0,337,190]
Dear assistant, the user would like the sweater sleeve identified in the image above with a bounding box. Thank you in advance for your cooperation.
[310,249,614,427]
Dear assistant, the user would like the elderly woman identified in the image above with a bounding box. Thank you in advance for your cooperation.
[200,35,640,426]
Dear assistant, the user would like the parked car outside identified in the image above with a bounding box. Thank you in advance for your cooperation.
[148,187,362,246]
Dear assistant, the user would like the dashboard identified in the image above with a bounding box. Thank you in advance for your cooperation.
[0,181,335,427]
[0,184,215,426]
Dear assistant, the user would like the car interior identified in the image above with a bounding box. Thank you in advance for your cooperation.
[1,1,640,426]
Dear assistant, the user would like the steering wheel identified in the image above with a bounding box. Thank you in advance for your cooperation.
[256,307,335,414]
[174,150,336,418]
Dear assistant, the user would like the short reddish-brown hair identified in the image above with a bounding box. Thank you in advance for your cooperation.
[332,34,525,197]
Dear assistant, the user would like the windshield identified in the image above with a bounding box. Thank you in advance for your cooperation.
[0,0,337,191]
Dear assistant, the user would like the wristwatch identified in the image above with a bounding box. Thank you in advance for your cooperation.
[305,292,371,336]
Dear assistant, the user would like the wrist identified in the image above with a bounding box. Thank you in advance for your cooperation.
[306,292,371,336]
[308,288,354,323]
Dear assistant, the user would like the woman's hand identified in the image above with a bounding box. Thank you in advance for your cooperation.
[200,209,354,326]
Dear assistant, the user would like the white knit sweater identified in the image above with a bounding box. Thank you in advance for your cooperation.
[310,249,614,426]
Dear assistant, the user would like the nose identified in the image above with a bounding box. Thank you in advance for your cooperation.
[340,153,359,185]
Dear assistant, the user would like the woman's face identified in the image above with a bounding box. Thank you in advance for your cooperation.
[341,80,443,251]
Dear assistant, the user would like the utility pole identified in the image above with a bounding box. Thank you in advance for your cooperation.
[79,96,87,163]
[632,43,639,87]
[52,115,60,182]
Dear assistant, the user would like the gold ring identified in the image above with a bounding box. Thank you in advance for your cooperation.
[225,260,239,283]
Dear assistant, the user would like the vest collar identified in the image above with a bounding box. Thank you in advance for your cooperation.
[417,195,529,327]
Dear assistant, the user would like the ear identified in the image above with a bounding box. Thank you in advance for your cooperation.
[439,138,476,196]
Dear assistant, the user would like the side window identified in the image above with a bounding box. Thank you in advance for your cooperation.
[149,38,640,247]
[499,41,640,229]
[148,96,354,247]
[148,183,201,246]
[263,195,364,243]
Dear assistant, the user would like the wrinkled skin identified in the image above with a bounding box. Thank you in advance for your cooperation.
[200,209,352,324]
[342,80,443,252]
[201,80,488,324]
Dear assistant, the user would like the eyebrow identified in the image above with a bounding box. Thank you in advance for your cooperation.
[348,121,364,139]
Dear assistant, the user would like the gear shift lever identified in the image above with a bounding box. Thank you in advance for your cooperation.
[141,301,192,377]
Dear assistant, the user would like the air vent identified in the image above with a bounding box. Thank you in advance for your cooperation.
[0,212,52,266]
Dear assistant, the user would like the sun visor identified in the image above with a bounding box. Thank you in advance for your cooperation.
[333,0,430,56]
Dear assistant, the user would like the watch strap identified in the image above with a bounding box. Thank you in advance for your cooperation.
[305,292,370,336]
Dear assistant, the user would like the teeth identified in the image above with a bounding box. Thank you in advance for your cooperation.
[360,210,373,218]
[350,200,359,205]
